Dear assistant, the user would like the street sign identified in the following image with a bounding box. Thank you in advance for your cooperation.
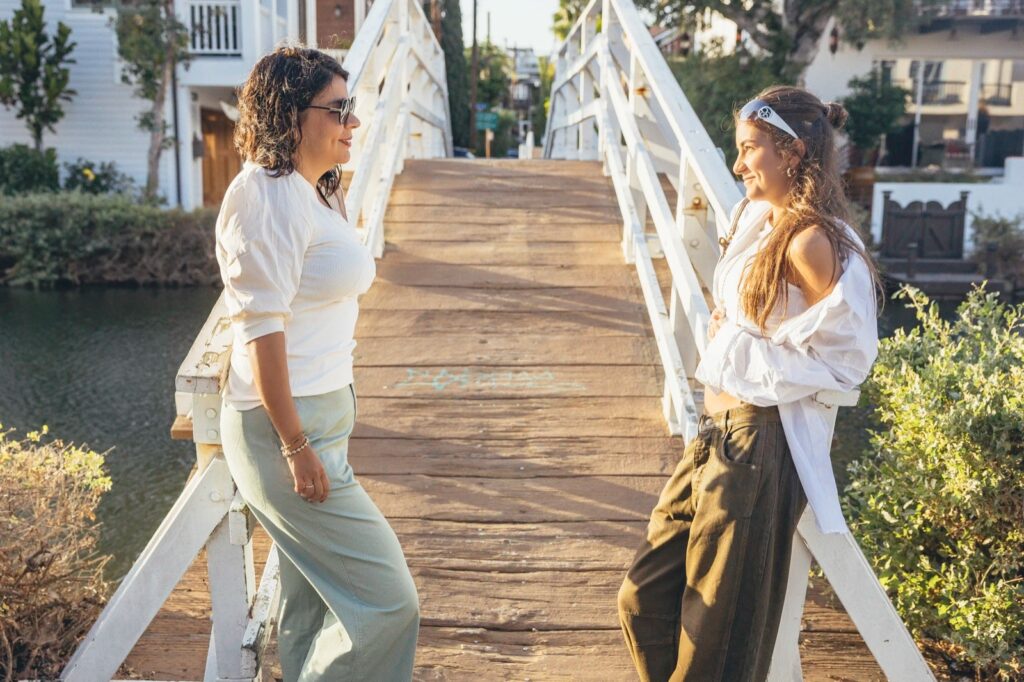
[476,111,498,131]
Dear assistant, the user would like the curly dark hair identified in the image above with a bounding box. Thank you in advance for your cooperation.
[234,46,349,198]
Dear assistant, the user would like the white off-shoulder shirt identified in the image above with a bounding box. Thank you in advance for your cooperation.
[694,199,879,533]
[215,161,376,410]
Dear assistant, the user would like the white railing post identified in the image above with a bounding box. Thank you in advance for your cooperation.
[578,10,599,160]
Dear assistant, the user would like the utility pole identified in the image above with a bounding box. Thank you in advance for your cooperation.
[469,0,478,149]
[430,0,441,42]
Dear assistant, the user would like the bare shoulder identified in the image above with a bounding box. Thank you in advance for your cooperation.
[787,226,842,301]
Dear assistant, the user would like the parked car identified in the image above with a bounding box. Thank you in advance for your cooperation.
[453,146,476,159]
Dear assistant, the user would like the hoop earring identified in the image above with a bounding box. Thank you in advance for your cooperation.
[786,167,797,179]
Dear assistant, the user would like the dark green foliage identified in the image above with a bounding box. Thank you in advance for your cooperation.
[532,56,553,142]
[846,286,1024,679]
[466,42,510,110]
[0,0,77,151]
[553,0,589,41]
[841,69,910,162]
[436,0,469,147]
[0,144,59,194]
[63,158,136,195]
[667,40,793,167]
[969,212,1024,288]
[0,193,218,288]
[637,0,931,78]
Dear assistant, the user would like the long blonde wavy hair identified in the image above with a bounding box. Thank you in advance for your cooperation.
[736,85,883,332]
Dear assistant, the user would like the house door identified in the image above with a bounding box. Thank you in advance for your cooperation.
[201,108,241,207]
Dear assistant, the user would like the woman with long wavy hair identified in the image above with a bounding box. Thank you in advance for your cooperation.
[215,47,419,681]
[617,85,883,681]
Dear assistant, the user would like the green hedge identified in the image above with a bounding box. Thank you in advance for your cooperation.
[845,286,1024,679]
[0,144,60,195]
[0,192,219,287]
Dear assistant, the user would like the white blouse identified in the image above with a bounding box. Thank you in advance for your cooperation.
[694,199,879,534]
[215,161,376,410]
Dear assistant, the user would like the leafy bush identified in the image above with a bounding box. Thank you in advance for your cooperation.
[0,425,111,679]
[0,192,219,287]
[0,144,59,194]
[845,286,1024,679]
[969,211,1024,289]
[63,158,135,195]
[841,68,909,165]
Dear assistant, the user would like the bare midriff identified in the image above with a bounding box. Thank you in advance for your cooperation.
[703,385,745,416]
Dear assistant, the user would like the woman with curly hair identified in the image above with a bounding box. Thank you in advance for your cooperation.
[215,47,419,681]
[617,85,883,681]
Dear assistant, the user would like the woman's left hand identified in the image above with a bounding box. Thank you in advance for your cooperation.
[708,306,726,340]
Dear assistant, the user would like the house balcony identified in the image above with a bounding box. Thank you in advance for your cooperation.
[178,0,308,86]
[915,0,1024,18]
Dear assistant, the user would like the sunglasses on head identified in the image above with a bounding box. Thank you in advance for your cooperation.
[304,96,357,125]
[739,99,799,140]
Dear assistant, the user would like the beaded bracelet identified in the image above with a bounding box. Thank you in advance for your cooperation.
[280,434,310,459]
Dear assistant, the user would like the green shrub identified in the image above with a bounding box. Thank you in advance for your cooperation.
[845,286,1024,679]
[0,144,59,194]
[0,192,218,287]
[969,211,1024,289]
[0,424,111,679]
[63,157,135,195]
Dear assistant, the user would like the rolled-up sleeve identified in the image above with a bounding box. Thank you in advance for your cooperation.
[215,177,310,344]
[695,255,879,406]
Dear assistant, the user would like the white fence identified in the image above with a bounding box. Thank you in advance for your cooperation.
[545,1,936,679]
[60,2,449,679]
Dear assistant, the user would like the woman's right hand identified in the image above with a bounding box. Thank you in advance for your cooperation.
[287,446,330,503]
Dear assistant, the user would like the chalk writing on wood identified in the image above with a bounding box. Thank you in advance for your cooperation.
[392,368,587,392]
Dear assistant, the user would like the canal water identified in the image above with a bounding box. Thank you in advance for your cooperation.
[0,285,932,578]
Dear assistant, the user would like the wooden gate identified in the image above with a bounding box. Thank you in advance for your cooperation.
[880,190,969,259]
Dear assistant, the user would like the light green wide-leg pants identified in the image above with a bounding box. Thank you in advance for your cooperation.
[220,385,419,681]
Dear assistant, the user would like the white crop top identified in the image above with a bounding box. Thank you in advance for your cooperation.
[215,161,376,410]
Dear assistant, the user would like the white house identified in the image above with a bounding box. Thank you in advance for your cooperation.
[692,1,1024,171]
[0,0,373,209]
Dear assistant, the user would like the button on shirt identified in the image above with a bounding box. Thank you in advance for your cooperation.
[215,161,376,410]
[694,200,879,534]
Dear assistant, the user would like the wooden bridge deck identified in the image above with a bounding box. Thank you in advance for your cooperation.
[125,160,887,680]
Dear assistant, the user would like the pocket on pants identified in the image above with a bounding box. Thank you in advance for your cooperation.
[698,423,769,525]
[717,423,760,466]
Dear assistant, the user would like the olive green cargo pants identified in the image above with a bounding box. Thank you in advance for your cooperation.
[618,404,806,682]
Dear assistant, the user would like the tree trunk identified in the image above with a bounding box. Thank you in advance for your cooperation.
[144,43,175,200]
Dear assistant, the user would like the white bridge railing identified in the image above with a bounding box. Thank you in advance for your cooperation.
[61,2,450,680]
[546,2,935,680]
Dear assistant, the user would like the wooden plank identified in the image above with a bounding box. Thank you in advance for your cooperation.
[354,310,650,337]
[385,205,621,224]
[388,188,616,208]
[353,336,658,367]
[414,627,636,680]
[360,284,644,314]
[352,365,662,398]
[382,241,626,265]
[384,222,620,242]
[358,474,662,522]
[352,397,667,439]
[374,263,637,288]
[394,520,648,571]
[349,437,680,476]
